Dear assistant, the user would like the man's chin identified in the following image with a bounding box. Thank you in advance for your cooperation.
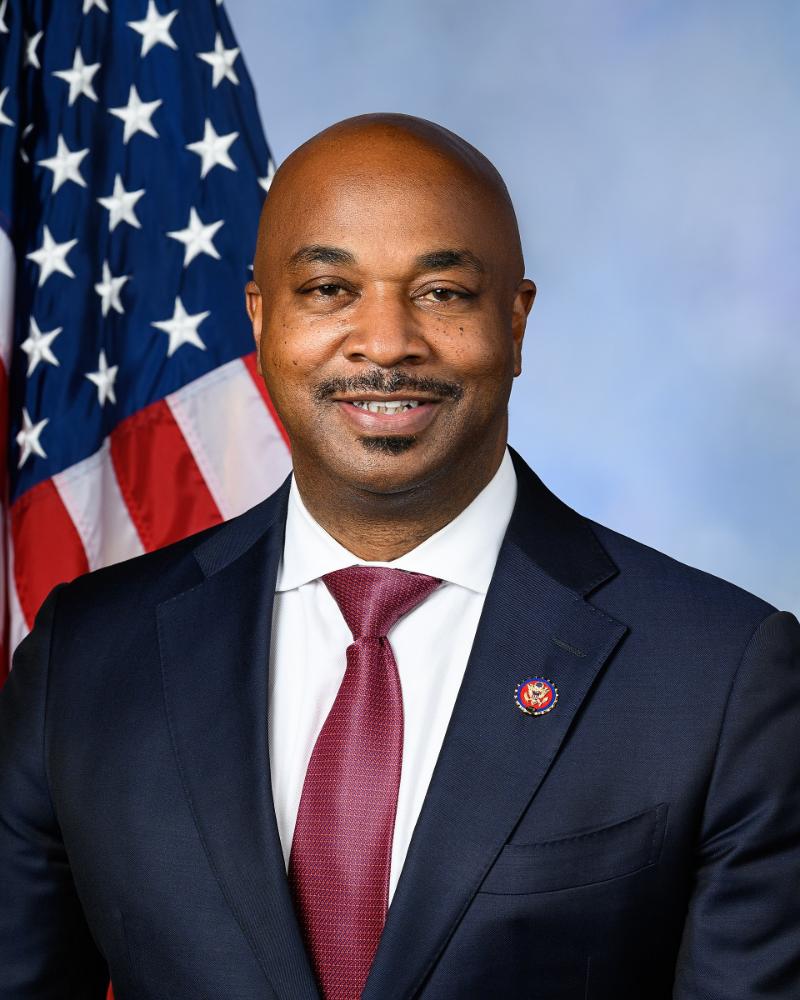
[331,437,446,497]
[359,434,418,456]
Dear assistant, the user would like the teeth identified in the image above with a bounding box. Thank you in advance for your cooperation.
[351,400,420,414]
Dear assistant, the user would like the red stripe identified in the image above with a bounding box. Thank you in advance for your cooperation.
[110,399,223,551]
[0,360,8,683]
[10,479,90,628]
[242,351,291,450]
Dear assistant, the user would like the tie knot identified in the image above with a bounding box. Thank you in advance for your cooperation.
[323,565,441,639]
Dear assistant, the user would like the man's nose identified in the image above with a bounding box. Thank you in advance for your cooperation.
[341,288,431,368]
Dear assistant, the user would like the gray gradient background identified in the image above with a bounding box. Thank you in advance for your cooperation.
[225,0,798,613]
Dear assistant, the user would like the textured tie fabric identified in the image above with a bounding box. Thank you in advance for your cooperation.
[289,565,442,1000]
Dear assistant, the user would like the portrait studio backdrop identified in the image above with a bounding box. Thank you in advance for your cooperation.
[226,0,799,616]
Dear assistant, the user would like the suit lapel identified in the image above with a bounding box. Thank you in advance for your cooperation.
[157,480,319,1000]
[156,453,626,1000]
[363,454,628,1000]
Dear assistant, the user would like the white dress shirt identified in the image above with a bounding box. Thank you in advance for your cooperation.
[268,448,517,903]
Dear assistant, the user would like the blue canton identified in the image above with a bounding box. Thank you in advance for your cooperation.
[0,0,273,502]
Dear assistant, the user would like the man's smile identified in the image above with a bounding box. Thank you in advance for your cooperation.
[333,396,441,434]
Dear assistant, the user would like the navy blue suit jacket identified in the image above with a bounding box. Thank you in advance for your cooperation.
[1,450,799,999]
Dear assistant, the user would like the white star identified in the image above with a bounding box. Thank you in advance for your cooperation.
[85,350,118,406]
[127,1,178,57]
[94,260,129,315]
[21,318,61,375]
[53,48,101,105]
[0,87,13,128]
[197,33,239,88]
[167,207,223,267]
[186,118,238,179]
[20,123,33,162]
[97,174,145,231]
[37,135,89,193]
[258,159,275,192]
[0,0,8,34]
[25,30,43,69]
[109,84,162,144]
[26,226,77,286]
[83,0,109,12]
[152,296,209,356]
[16,409,48,468]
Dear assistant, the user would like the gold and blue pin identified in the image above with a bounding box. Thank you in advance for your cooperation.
[515,677,558,716]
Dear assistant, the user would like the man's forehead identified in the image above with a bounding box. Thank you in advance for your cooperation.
[273,151,493,225]
[254,114,525,284]
[285,244,487,274]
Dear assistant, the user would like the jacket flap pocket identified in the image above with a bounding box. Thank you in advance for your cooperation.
[478,803,668,895]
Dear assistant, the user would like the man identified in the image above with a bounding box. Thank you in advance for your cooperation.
[1,114,798,999]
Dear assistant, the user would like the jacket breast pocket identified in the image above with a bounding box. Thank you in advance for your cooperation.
[477,802,668,895]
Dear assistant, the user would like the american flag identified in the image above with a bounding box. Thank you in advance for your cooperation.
[0,0,292,681]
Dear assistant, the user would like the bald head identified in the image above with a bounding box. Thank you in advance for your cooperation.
[244,112,536,530]
[253,113,525,291]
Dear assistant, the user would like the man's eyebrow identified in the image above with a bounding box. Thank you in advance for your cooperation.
[414,248,485,274]
[287,244,357,268]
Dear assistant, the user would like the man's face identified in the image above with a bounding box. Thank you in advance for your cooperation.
[247,144,534,497]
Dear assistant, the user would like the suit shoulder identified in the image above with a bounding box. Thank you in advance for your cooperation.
[588,518,777,633]
[56,520,222,617]
[54,483,287,620]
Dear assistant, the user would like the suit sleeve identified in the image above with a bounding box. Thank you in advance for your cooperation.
[0,588,109,999]
[673,610,800,999]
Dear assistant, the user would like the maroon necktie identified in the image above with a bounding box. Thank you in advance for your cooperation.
[289,565,441,1000]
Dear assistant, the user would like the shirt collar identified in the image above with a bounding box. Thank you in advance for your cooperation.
[276,448,517,595]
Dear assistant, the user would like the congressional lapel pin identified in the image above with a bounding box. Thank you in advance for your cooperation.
[515,677,558,716]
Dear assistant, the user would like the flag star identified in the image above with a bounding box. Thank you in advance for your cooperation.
[109,85,162,144]
[152,296,209,356]
[94,260,130,315]
[0,0,8,34]
[26,226,77,286]
[258,159,275,192]
[0,87,13,128]
[167,207,223,267]
[21,318,61,375]
[83,0,109,12]
[20,124,34,162]
[186,119,238,178]
[53,48,101,105]
[197,33,239,87]
[16,409,49,468]
[98,174,145,231]
[127,1,178,57]
[37,135,89,193]
[85,350,118,406]
[25,30,43,69]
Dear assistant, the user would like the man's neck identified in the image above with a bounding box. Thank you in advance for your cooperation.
[292,445,507,562]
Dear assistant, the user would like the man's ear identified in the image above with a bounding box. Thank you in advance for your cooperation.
[245,280,264,374]
[511,278,536,377]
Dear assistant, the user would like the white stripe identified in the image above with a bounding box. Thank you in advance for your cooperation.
[1,228,13,665]
[0,227,14,370]
[6,538,28,658]
[167,357,291,520]
[53,439,145,571]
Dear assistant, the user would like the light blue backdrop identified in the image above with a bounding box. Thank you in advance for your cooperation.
[225,0,799,614]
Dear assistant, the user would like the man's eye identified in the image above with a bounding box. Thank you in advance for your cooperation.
[314,284,343,297]
[424,287,461,303]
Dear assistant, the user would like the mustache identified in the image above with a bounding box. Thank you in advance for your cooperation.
[313,369,464,402]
